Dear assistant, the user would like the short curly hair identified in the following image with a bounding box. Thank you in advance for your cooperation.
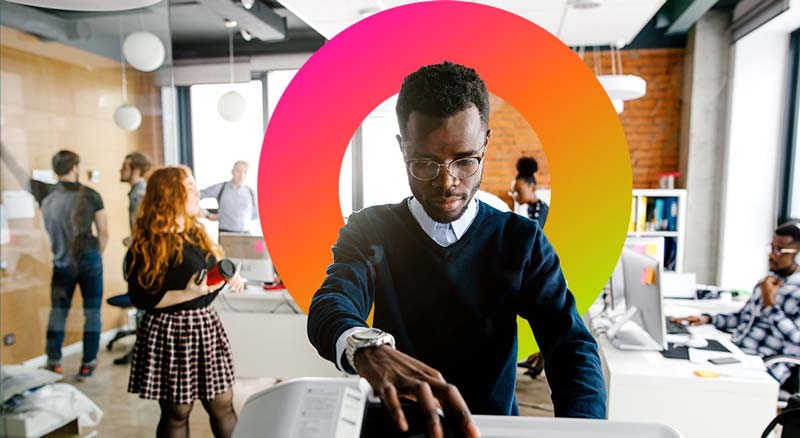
[777,221,800,244]
[396,61,489,136]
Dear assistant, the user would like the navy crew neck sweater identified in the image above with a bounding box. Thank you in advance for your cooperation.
[308,199,606,418]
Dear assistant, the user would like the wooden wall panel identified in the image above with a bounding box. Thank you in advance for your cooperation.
[0,27,165,364]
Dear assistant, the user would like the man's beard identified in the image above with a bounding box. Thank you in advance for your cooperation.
[773,263,800,278]
[422,182,480,224]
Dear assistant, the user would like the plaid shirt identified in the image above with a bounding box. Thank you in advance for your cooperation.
[711,271,800,384]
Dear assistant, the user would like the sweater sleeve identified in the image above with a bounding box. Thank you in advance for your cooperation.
[516,225,607,419]
[307,211,374,366]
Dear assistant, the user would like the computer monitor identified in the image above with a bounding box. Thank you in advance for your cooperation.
[219,233,275,283]
[607,257,625,311]
[620,248,667,350]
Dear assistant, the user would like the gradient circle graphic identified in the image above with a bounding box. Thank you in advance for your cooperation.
[259,1,632,358]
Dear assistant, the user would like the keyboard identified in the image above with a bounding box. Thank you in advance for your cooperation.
[665,317,690,335]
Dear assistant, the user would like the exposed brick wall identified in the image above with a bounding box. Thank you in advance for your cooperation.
[483,48,684,207]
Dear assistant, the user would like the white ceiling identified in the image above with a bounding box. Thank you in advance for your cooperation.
[275,0,667,47]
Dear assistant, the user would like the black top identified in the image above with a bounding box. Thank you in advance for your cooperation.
[308,200,605,418]
[41,182,104,267]
[126,240,219,313]
[526,200,549,228]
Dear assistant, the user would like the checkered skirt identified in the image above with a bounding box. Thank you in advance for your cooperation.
[128,306,235,404]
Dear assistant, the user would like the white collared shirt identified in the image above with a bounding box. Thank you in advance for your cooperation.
[335,196,480,371]
[407,196,479,247]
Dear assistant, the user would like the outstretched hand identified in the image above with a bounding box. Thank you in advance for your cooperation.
[353,345,480,438]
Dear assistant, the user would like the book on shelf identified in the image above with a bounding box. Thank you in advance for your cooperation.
[653,198,665,231]
[628,197,636,233]
[636,196,647,233]
[665,197,678,231]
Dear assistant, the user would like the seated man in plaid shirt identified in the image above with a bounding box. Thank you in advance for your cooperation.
[673,222,800,385]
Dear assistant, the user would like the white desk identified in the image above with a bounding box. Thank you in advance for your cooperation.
[214,286,343,379]
[591,298,779,438]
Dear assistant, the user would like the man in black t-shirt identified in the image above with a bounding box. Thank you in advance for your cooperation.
[41,150,108,380]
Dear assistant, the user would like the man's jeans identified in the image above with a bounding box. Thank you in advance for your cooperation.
[46,250,103,364]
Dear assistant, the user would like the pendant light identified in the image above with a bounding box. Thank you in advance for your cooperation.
[217,25,246,122]
[123,31,165,72]
[114,18,142,131]
[597,45,646,103]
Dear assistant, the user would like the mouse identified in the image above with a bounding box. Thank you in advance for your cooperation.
[684,337,709,349]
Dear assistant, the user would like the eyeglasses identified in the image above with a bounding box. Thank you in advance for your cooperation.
[767,245,800,256]
[404,146,486,181]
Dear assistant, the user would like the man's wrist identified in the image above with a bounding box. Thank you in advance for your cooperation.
[345,328,395,373]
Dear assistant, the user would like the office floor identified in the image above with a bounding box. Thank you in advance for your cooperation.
[61,339,553,437]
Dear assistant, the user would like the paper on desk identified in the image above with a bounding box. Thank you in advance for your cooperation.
[688,348,766,376]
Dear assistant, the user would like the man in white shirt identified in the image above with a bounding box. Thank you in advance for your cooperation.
[200,161,258,233]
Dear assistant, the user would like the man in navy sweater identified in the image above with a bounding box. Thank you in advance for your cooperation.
[308,61,606,437]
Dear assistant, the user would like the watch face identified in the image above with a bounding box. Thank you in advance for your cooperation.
[354,328,384,341]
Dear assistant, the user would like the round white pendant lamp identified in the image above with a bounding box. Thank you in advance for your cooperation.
[114,18,142,131]
[597,74,646,101]
[218,91,246,122]
[114,104,142,131]
[217,25,246,122]
[122,31,165,72]
[595,45,646,103]
[5,0,160,11]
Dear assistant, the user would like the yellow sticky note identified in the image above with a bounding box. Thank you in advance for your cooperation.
[645,244,657,256]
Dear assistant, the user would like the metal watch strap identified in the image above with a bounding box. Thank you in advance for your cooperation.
[345,331,395,373]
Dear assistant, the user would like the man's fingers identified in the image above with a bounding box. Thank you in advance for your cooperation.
[415,382,443,438]
[381,384,408,432]
[431,381,479,438]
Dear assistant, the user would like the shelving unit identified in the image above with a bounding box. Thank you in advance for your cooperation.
[512,188,687,272]
[627,189,687,272]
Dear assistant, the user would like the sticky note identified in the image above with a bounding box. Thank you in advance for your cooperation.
[254,240,266,253]
[694,370,719,378]
[632,244,646,255]
[645,244,657,256]
[641,267,656,285]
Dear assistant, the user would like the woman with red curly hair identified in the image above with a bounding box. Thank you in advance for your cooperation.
[125,166,244,438]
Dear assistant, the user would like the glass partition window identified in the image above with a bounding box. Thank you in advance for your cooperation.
[190,81,264,192]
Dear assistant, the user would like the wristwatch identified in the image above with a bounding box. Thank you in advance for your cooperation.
[345,328,395,373]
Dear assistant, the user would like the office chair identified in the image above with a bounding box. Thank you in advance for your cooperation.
[764,356,800,409]
[761,393,800,438]
[105,293,139,365]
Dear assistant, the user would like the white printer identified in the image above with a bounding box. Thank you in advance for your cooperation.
[233,377,683,438]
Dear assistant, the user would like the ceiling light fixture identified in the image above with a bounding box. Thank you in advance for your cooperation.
[569,0,603,9]
[595,45,646,112]
[357,8,379,19]
[218,26,246,122]
[240,0,255,9]
[122,31,166,72]
[114,18,142,131]
[224,19,239,28]
[240,29,252,41]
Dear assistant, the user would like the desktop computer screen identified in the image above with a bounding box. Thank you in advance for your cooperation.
[607,257,625,311]
[621,248,667,350]
[219,233,275,284]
